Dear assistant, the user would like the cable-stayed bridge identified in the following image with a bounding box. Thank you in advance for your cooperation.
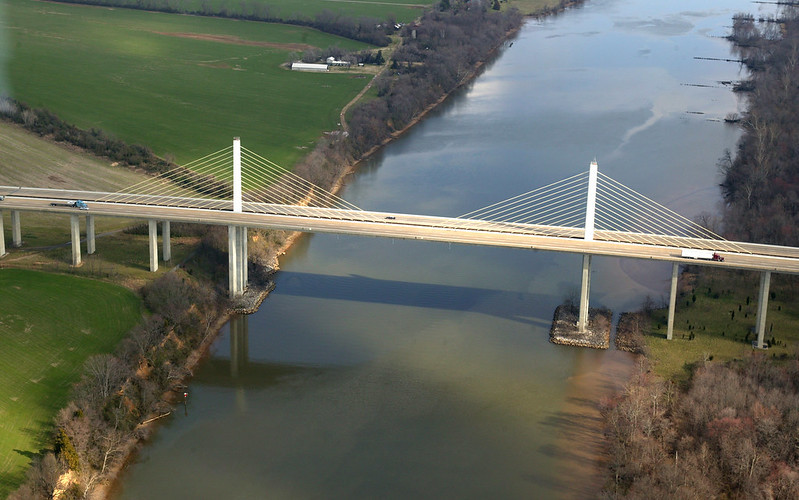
[2,139,798,348]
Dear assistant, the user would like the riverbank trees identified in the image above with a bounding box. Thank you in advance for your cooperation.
[601,355,799,499]
[720,7,799,245]
[347,2,523,155]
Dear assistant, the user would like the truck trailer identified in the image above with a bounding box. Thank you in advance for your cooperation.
[680,248,724,261]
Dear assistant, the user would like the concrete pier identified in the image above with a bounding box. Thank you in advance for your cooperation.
[666,262,679,340]
[228,226,239,296]
[0,213,5,257]
[755,271,771,349]
[70,214,82,266]
[11,210,21,247]
[239,226,247,287]
[577,254,592,332]
[228,225,248,297]
[148,219,158,272]
[86,215,96,255]
[162,221,171,262]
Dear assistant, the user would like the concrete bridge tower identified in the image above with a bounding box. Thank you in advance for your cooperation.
[228,137,248,297]
[577,159,598,332]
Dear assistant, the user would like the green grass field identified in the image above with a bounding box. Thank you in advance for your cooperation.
[0,121,150,191]
[160,0,428,23]
[4,0,372,167]
[645,270,799,381]
[508,0,570,15]
[0,269,141,497]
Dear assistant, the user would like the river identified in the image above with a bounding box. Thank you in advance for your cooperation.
[113,0,766,497]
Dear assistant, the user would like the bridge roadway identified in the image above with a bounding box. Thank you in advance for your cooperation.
[3,186,799,275]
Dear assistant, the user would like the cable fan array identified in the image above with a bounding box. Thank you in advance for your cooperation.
[95,146,379,219]
[96,148,746,252]
[452,170,748,253]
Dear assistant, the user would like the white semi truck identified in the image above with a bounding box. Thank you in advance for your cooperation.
[680,248,724,262]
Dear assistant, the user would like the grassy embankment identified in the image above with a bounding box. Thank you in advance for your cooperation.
[0,269,142,495]
[644,268,799,381]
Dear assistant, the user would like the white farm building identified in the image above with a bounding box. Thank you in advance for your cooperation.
[291,62,329,72]
[326,57,350,67]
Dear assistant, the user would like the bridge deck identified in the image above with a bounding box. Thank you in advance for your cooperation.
[3,186,799,274]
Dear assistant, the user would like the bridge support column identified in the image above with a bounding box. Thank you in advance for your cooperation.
[0,212,6,257]
[666,262,679,340]
[228,225,248,297]
[148,219,158,272]
[162,221,171,262]
[11,210,21,247]
[70,214,82,267]
[86,215,96,255]
[577,254,592,332]
[239,226,248,287]
[755,271,771,349]
[228,225,240,297]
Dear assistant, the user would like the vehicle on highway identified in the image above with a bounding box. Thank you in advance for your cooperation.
[50,200,89,210]
[680,248,724,261]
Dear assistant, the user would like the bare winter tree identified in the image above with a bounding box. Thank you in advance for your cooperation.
[82,354,128,404]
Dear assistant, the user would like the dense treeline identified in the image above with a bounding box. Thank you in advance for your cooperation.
[50,0,394,46]
[720,7,799,244]
[8,270,228,499]
[601,356,799,499]
[345,1,523,156]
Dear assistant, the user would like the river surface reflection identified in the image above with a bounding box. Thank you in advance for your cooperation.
[115,0,769,497]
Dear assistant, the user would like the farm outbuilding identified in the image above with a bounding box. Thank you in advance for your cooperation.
[291,62,329,72]
[326,57,350,67]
